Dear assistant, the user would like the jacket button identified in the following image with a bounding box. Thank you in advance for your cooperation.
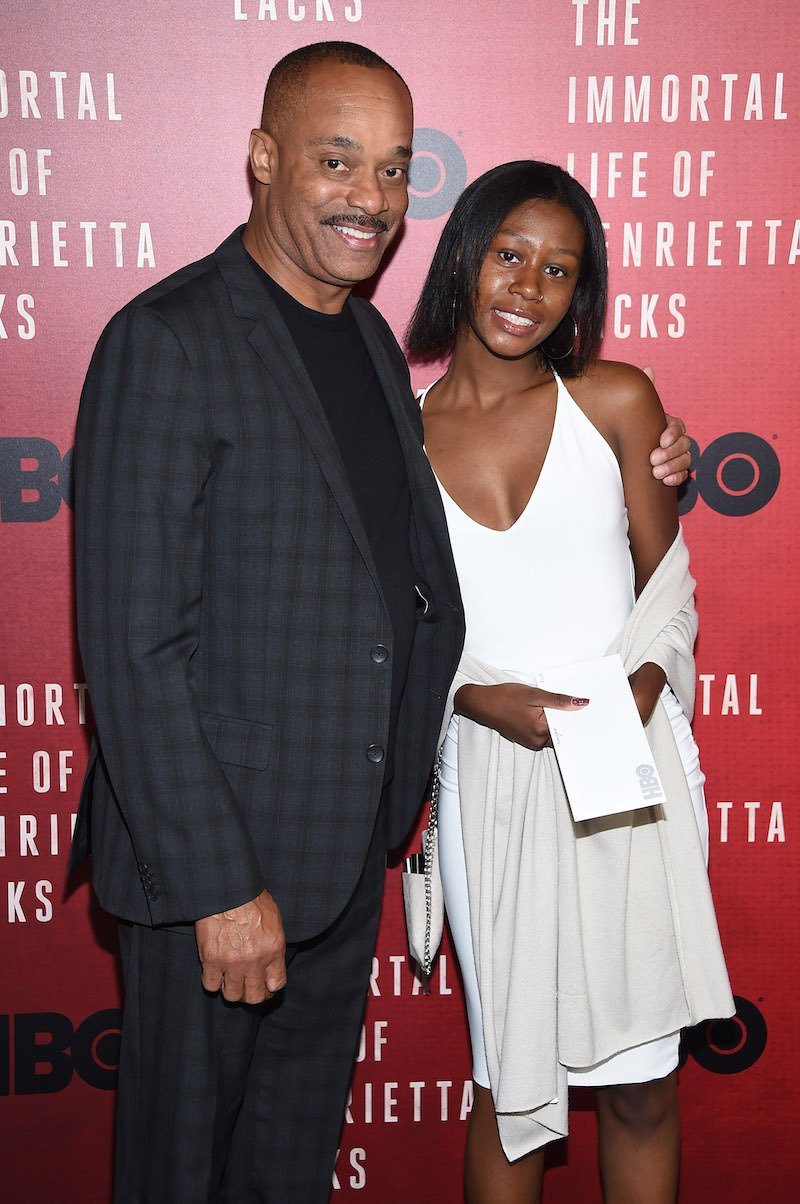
[366,744,385,763]
[370,644,389,663]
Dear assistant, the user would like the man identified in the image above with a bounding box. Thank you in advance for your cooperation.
[70,41,690,1203]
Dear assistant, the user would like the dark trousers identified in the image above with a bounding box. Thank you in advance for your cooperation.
[113,815,387,1204]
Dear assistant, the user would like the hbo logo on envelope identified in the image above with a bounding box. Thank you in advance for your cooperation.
[636,763,662,801]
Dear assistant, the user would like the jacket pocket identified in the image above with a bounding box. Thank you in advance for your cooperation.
[199,712,274,770]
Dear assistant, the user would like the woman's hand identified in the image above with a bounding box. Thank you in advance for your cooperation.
[454,682,588,751]
[628,662,667,725]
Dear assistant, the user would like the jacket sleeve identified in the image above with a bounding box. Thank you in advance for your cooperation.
[74,303,266,923]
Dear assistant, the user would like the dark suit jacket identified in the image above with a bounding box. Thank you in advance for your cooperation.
[70,228,464,942]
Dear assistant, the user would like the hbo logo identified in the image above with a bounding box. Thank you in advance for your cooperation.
[680,995,767,1074]
[407,128,467,221]
[1,1009,121,1094]
[679,433,780,517]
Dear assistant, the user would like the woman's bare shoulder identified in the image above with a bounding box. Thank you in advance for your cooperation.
[569,359,664,426]
[573,359,657,402]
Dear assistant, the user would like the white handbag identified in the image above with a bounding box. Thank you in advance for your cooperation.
[401,744,445,992]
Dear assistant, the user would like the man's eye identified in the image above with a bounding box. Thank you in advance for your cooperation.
[384,167,406,179]
[324,159,346,171]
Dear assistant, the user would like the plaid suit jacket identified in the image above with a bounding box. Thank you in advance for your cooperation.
[70,229,464,942]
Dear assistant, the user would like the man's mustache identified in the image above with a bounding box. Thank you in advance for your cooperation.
[321,214,390,233]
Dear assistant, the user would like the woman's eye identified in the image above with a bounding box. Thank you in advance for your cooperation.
[499,250,519,263]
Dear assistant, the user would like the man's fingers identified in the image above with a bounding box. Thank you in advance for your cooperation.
[658,412,687,449]
[651,421,691,486]
[652,450,691,484]
[201,964,223,993]
[219,969,245,1002]
[241,974,270,1005]
[265,959,288,995]
[202,949,287,1004]
[232,955,287,1004]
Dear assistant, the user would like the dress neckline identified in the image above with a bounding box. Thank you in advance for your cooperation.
[418,376,562,534]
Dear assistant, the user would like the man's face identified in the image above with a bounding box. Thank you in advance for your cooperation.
[255,63,413,310]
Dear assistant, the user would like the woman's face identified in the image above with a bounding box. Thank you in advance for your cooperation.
[467,199,585,359]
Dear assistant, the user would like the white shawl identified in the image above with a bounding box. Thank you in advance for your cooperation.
[440,529,734,1158]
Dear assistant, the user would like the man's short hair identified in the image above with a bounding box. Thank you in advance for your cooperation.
[260,41,407,136]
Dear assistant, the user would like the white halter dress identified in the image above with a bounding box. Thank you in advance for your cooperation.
[420,373,708,1087]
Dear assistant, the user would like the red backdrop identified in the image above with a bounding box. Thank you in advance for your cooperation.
[1,2,797,1199]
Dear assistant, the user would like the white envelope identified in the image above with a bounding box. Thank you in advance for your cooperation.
[535,653,666,822]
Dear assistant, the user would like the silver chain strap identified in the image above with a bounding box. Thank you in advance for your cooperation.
[422,742,444,985]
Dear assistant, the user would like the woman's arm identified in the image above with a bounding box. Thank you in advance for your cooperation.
[578,361,680,723]
[454,683,588,750]
[643,363,691,485]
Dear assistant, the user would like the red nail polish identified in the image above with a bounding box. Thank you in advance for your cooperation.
[572,697,589,706]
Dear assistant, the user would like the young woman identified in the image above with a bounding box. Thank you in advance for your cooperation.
[406,161,732,1204]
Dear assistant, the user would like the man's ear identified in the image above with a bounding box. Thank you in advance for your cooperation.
[249,128,277,185]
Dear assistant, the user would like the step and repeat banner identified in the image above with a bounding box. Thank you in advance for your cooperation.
[2,2,797,1200]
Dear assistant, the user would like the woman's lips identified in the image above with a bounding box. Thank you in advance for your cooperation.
[491,308,540,335]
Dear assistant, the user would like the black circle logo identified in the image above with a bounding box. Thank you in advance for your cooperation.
[679,433,780,516]
[680,995,767,1074]
[407,129,467,221]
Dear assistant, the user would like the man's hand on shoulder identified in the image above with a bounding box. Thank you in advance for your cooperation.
[195,889,287,1004]
[650,413,690,486]
[642,364,692,487]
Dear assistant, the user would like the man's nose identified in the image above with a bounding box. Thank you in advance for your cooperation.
[346,173,390,216]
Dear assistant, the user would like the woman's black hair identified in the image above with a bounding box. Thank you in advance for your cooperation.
[405,160,607,378]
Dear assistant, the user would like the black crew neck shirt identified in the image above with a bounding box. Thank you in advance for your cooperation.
[249,258,416,780]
